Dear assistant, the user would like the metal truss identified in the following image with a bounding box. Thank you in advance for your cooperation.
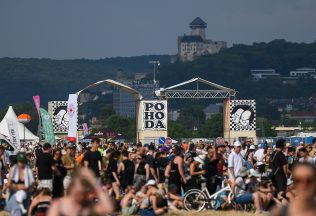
[163,90,236,99]
[156,77,237,99]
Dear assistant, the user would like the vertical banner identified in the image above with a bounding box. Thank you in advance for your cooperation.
[33,96,41,118]
[141,100,167,130]
[82,123,89,136]
[6,118,21,149]
[40,108,56,145]
[67,94,78,142]
[230,100,256,131]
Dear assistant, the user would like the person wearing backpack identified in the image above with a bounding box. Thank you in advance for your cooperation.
[270,139,288,193]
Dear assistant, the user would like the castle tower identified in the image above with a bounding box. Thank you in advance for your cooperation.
[189,17,207,40]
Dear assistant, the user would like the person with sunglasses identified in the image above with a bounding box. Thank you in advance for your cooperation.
[270,162,316,216]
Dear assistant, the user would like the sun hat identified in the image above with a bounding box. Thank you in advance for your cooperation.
[238,167,248,177]
[193,154,206,165]
[145,179,156,186]
[234,140,242,147]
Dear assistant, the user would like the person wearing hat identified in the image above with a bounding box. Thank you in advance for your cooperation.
[244,145,256,170]
[188,154,206,190]
[232,167,263,214]
[228,140,244,180]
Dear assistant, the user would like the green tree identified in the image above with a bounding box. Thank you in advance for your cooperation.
[257,118,276,137]
[105,115,136,141]
[202,114,223,138]
[168,121,190,138]
[177,105,205,131]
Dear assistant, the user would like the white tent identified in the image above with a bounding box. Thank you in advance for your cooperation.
[0,106,39,143]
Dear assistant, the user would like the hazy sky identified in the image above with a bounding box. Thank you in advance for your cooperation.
[1,0,316,59]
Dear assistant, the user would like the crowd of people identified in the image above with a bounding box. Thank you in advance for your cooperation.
[0,137,315,216]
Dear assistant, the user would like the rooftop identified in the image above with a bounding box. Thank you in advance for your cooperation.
[189,17,207,28]
[288,112,316,117]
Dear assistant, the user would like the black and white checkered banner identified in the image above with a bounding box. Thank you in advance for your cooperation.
[230,100,256,131]
[50,101,69,133]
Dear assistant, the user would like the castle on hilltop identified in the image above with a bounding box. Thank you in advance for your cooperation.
[178,17,227,62]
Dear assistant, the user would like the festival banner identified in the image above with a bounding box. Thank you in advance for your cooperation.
[82,123,89,136]
[230,100,256,131]
[33,95,41,119]
[141,100,167,131]
[40,108,56,145]
[67,94,78,142]
[6,117,21,149]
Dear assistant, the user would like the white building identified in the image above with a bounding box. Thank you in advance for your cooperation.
[178,17,226,62]
[250,69,280,80]
[289,68,315,78]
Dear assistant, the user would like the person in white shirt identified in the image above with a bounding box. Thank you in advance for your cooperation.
[254,143,266,173]
[298,147,315,165]
[228,141,244,180]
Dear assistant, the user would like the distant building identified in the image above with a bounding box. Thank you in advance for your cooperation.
[287,112,316,123]
[275,126,301,137]
[251,69,280,80]
[178,17,226,62]
[113,82,158,117]
[289,68,315,78]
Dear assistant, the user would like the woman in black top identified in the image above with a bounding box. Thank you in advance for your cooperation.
[134,155,149,189]
[52,150,66,198]
[155,151,169,184]
[107,151,121,200]
[165,146,187,195]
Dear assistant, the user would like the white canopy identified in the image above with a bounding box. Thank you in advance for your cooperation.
[0,106,39,142]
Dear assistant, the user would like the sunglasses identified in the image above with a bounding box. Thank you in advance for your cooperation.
[293,177,315,185]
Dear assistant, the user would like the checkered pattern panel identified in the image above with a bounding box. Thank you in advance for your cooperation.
[230,100,256,131]
[51,101,69,133]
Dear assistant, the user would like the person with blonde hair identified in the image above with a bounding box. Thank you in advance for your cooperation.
[47,167,113,216]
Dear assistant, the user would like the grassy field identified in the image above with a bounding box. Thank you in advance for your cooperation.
[167,210,266,216]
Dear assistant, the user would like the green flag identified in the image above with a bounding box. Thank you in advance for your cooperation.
[40,108,55,145]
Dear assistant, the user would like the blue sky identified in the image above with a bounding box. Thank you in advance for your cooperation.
[1,0,315,59]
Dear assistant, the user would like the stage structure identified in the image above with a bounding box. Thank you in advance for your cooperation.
[59,77,255,144]
[155,77,256,141]
[76,79,167,143]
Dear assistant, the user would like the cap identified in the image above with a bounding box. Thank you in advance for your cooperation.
[16,152,26,162]
[238,167,248,177]
[249,145,255,150]
[234,141,242,147]
[193,154,206,165]
[145,179,156,186]
[143,143,149,147]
